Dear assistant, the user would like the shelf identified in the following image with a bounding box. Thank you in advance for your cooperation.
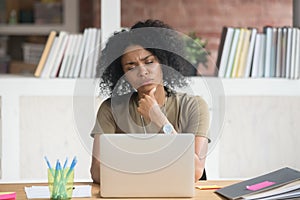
[0,75,96,96]
[216,78,300,96]
[0,75,299,96]
[0,0,79,35]
[0,24,75,35]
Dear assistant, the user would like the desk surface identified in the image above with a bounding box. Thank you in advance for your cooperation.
[0,180,238,199]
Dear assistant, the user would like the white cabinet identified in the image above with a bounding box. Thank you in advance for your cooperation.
[1,76,300,181]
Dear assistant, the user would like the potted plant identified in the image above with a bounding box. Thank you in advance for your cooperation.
[183,32,210,76]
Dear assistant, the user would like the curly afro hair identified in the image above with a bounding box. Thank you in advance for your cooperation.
[96,19,195,97]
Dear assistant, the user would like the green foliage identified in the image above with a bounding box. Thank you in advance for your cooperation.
[183,32,210,68]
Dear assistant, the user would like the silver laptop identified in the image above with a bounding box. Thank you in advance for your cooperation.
[99,133,195,198]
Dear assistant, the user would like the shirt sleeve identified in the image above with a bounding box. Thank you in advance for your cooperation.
[90,99,116,137]
[180,95,210,140]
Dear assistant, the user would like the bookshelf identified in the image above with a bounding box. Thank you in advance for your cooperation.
[0,0,79,35]
[0,0,79,76]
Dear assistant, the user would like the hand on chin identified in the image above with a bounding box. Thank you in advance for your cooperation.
[137,84,156,94]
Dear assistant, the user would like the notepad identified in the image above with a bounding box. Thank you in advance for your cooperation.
[24,185,91,199]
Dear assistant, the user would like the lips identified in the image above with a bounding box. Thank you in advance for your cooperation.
[138,79,154,87]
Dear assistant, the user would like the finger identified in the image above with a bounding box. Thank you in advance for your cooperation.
[149,87,156,98]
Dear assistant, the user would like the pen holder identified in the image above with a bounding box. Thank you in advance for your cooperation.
[48,168,74,200]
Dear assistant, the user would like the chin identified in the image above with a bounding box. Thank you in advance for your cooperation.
[137,84,156,93]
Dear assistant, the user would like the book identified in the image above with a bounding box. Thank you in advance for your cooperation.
[264,26,273,78]
[67,34,83,78]
[40,37,59,78]
[250,33,262,78]
[243,180,300,200]
[275,27,282,77]
[270,27,277,77]
[73,28,89,78]
[0,192,16,200]
[257,34,266,77]
[291,27,300,79]
[58,34,74,78]
[215,167,300,200]
[281,27,288,77]
[217,27,234,77]
[63,34,80,78]
[231,28,245,77]
[236,28,251,78]
[216,27,227,70]
[91,28,101,78]
[50,31,69,78]
[34,31,57,77]
[295,28,300,79]
[244,28,257,78]
[80,28,92,78]
[285,27,292,78]
[225,28,240,78]
[85,28,98,78]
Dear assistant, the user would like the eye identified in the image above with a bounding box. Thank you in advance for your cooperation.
[145,60,154,65]
[126,65,136,71]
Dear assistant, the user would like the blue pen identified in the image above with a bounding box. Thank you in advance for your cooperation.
[62,157,68,178]
[63,157,68,169]
[66,156,77,179]
[53,159,61,198]
[44,156,54,176]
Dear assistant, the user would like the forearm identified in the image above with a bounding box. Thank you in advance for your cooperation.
[194,136,208,182]
[150,105,176,132]
[91,134,101,184]
[194,154,205,182]
[90,156,100,184]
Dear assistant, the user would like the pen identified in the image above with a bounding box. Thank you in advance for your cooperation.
[63,157,68,169]
[53,160,60,198]
[65,156,77,179]
[44,156,54,176]
[196,185,222,190]
[62,157,69,178]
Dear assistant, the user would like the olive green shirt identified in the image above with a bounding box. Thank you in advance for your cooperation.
[91,91,210,139]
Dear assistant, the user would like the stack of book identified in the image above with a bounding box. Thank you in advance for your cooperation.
[217,26,300,79]
[216,167,300,200]
[34,28,101,78]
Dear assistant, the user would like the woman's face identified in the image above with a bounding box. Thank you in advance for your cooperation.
[121,45,163,93]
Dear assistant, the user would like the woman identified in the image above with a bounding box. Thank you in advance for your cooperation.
[90,19,210,183]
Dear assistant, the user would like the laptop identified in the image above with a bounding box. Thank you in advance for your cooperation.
[99,133,195,198]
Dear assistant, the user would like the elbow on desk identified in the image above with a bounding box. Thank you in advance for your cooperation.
[195,167,205,182]
[90,160,100,184]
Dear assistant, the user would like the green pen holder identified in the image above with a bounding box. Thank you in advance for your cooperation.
[48,168,74,200]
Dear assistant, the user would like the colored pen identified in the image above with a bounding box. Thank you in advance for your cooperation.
[63,157,68,169]
[62,157,69,178]
[66,156,77,179]
[53,159,60,198]
[44,156,54,176]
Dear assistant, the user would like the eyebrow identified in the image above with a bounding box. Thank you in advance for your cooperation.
[124,54,154,66]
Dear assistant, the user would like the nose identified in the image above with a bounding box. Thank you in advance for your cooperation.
[137,65,149,77]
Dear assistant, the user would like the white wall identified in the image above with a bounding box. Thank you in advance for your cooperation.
[19,96,95,181]
[0,77,100,182]
[216,96,300,179]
